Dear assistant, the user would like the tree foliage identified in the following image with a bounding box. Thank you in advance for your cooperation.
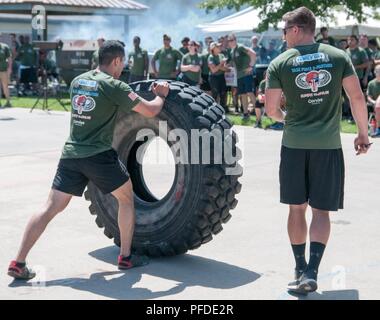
[199,0,380,31]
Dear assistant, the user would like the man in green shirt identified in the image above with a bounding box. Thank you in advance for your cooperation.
[152,34,183,80]
[316,27,336,47]
[266,7,371,295]
[180,40,201,86]
[228,33,257,120]
[0,42,12,108]
[179,37,190,55]
[8,41,170,280]
[18,36,37,91]
[128,36,149,83]
[359,34,374,83]
[347,35,369,88]
[367,64,380,137]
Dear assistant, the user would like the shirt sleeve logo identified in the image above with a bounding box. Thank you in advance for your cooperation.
[295,70,332,92]
[72,95,96,114]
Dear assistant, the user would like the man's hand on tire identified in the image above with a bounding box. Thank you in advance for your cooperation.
[153,81,170,98]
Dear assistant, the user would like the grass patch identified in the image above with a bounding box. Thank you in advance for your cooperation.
[9,97,359,135]
[10,97,71,112]
[227,114,358,134]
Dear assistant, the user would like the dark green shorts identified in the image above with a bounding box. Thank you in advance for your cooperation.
[280,146,345,211]
[52,149,129,197]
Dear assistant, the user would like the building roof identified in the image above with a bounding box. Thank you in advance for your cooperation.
[0,0,148,15]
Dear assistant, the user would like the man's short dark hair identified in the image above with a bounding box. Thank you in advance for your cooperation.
[99,40,125,66]
[369,39,379,49]
[133,36,141,42]
[320,27,328,33]
[181,37,190,43]
[282,7,316,34]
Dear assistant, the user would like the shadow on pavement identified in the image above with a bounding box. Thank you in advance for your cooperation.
[288,289,360,300]
[8,245,261,300]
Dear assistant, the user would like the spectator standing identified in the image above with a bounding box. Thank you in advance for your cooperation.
[359,34,374,82]
[180,40,202,86]
[208,42,228,112]
[228,33,257,120]
[264,40,280,63]
[347,35,370,89]
[317,27,336,46]
[128,36,149,83]
[367,64,380,137]
[179,37,190,56]
[152,34,183,80]
[251,36,267,64]
[18,35,37,93]
[0,41,12,108]
[368,39,380,65]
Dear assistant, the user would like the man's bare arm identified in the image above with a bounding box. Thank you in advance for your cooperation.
[132,82,169,118]
[265,88,285,122]
[343,75,371,155]
[133,97,165,118]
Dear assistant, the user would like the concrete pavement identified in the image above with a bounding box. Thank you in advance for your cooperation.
[0,107,379,300]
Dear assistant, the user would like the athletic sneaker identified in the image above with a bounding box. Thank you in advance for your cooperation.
[118,254,149,270]
[7,261,36,280]
[254,121,262,128]
[287,269,305,289]
[372,128,380,138]
[287,273,318,295]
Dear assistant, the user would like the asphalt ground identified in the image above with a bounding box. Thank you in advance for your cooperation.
[0,108,379,300]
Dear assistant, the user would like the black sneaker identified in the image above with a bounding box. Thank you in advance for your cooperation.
[254,121,262,128]
[287,269,304,288]
[118,254,149,270]
[287,273,318,295]
[8,261,36,281]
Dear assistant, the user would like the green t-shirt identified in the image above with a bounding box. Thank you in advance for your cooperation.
[153,47,183,79]
[208,53,225,76]
[62,70,141,159]
[128,47,148,77]
[179,47,189,55]
[267,43,355,149]
[0,43,11,72]
[18,44,36,66]
[367,79,380,100]
[201,52,210,75]
[231,44,251,79]
[346,47,368,79]
[182,53,201,82]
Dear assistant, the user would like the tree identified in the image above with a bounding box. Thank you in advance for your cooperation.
[199,0,380,32]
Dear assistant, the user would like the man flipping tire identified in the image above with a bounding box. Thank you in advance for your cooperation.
[8,41,169,280]
[265,7,371,295]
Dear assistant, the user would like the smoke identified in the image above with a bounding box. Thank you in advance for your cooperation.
[50,0,232,53]
[128,0,231,52]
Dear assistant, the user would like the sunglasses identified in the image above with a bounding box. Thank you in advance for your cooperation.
[283,25,304,35]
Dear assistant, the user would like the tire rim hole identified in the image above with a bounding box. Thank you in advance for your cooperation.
[128,136,176,203]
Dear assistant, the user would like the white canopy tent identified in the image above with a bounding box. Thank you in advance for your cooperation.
[197,6,380,40]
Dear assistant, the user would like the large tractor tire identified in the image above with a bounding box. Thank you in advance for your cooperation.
[85,80,242,257]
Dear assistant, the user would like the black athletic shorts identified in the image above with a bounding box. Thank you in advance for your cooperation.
[280,146,345,211]
[52,149,130,197]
